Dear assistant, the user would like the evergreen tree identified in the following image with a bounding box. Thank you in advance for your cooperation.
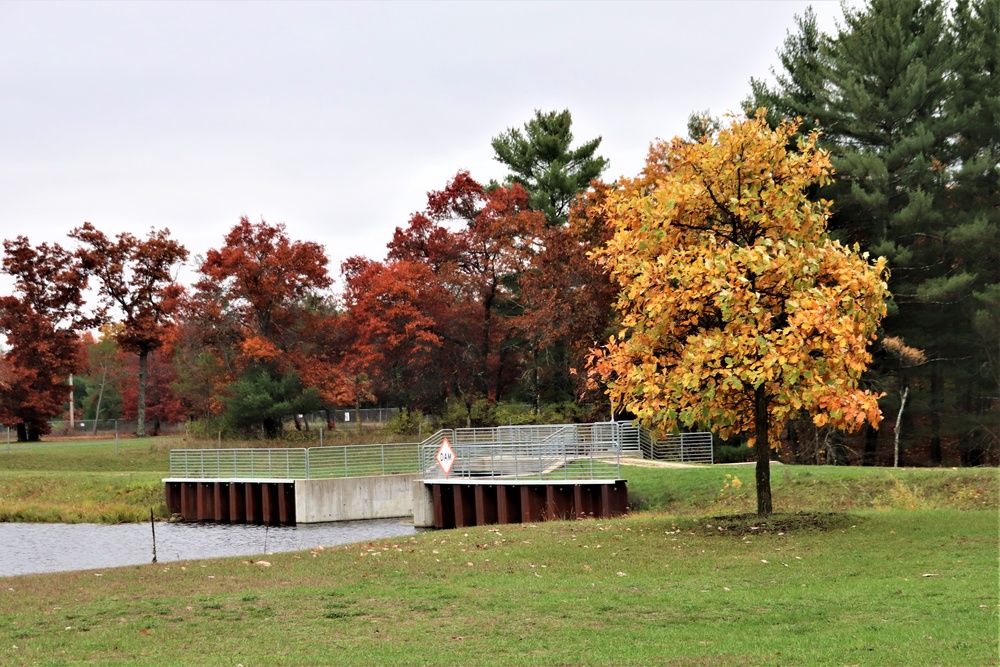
[491,109,608,226]
[751,0,1000,464]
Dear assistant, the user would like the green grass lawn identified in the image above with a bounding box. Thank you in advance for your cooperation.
[1,440,997,664]
[1,438,997,523]
[0,510,996,665]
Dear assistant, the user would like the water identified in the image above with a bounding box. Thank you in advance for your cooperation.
[0,519,420,577]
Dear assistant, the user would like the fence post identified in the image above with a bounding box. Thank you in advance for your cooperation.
[115,420,119,457]
[305,448,311,479]
[319,427,324,447]
[381,443,386,475]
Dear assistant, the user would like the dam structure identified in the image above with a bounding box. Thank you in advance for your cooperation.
[164,422,713,528]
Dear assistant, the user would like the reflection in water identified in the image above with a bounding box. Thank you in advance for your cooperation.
[0,519,420,577]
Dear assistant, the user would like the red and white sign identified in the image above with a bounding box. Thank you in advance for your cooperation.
[436,438,456,476]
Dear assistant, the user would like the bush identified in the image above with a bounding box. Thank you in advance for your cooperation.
[715,443,755,463]
[385,409,425,435]
[440,398,496,429]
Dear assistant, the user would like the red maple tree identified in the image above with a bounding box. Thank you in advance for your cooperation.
[0,237,93,441]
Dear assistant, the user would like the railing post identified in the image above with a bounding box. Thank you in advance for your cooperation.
[344,445,348,477]
[616,439,620,478]
[381,443,385,475]
[305,448,311,479]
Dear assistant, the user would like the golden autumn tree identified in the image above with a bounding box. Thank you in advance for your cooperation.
[592,111,890,516]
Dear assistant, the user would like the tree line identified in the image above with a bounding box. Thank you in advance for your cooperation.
[0,0,995,471]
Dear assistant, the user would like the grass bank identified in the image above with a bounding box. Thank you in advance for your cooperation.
[1,438,997,522]
[1,510,996,665]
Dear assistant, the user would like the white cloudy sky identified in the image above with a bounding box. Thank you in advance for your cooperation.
[0,1,845,291]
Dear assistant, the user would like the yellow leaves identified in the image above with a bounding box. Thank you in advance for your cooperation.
[591,111,888,443]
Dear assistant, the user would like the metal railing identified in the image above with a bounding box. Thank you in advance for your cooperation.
[641,432,714,463]
[168,442,420,480]
[420,422,625,481]
[166,423,716,481]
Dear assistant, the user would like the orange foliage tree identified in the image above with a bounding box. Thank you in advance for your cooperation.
[591,112,890,515]
[190,217,331,436]
[71,222,189,437]
[387,171,545,416]
[0,237,92,441]
[518,182,618,413]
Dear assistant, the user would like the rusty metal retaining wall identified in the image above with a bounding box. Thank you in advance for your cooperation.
[164,479,296,525]
[418,480,628,529]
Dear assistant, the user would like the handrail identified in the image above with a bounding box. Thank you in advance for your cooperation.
[168,442,420,480]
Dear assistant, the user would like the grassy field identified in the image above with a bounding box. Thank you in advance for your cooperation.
[0,510,996,665]
[1,435,996,522]
[1,440,998,664]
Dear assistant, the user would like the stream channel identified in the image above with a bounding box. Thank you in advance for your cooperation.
[0,519,420,577]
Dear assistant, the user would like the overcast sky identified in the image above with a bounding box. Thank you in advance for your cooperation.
[0,1,846,292]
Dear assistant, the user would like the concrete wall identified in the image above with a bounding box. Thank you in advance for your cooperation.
[412,480,435,527]
[294,474,421,524]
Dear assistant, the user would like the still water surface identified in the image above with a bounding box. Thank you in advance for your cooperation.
[0,519,419,577]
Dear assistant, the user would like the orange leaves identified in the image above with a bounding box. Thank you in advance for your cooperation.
[591,111,889,444]
[238,336,280,365]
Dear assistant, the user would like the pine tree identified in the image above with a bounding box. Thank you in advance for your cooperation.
[491,109,608,227]
[751,0,1000,464]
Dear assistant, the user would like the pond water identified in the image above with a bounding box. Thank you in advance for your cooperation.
[0,519,420,577]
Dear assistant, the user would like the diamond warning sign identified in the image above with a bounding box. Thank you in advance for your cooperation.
[436,438,456,476]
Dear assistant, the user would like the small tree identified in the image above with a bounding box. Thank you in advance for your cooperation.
[592,112,889,516]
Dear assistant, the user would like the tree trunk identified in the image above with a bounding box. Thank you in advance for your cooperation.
[754,386,772,516]
[92,365,108,435]
[136,348,148,438]
[894,386,909,468]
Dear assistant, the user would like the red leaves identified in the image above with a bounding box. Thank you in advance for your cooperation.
[199,217,330,341]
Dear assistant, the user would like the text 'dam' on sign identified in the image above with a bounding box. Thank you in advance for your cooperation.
[436,438,456,476]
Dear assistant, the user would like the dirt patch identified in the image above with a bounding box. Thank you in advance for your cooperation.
[694,512,860,536]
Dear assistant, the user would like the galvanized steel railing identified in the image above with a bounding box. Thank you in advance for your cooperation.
[641,431,714,463]
[168,442,420,480]
[420,422,625,481]
[167,423,715,481]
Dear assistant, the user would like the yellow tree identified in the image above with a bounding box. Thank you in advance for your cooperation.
[592,111,889,515]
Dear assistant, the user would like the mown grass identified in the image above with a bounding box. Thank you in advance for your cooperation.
[0,510,996,665]
[2,438,998,523]
[625,462,999,514]
[1,441,997,664]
